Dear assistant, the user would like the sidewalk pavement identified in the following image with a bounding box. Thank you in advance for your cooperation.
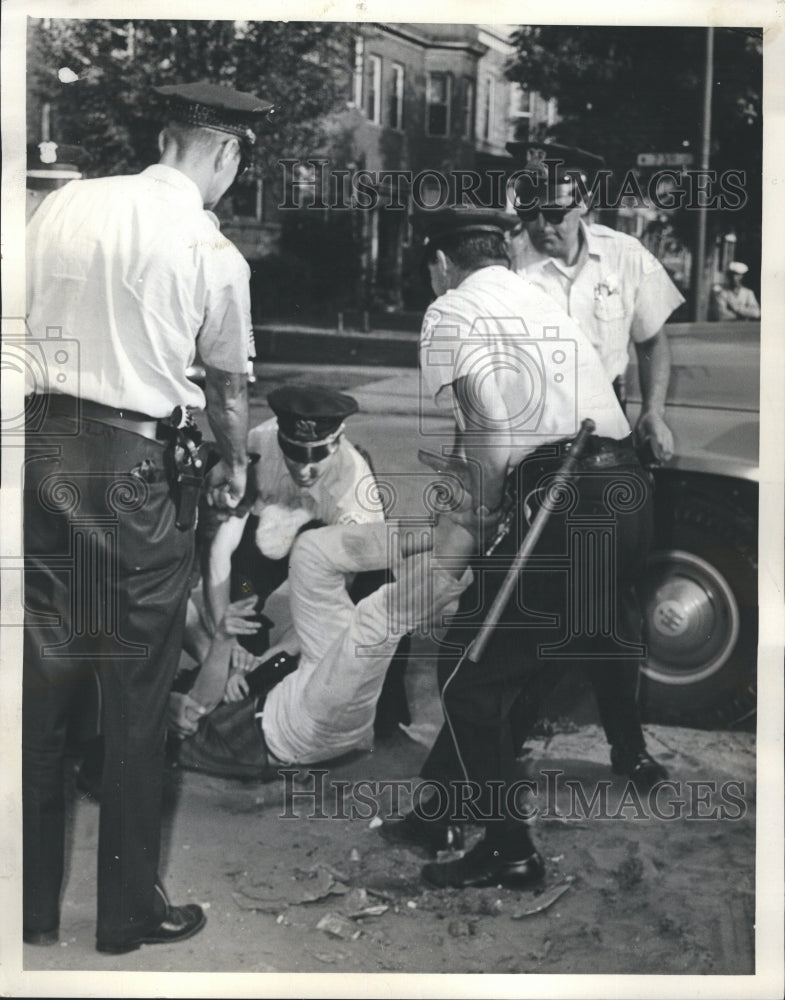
[253,322,420,368]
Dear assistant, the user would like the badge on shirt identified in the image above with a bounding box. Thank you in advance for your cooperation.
[421,308,443,347]
[594,273,620,299]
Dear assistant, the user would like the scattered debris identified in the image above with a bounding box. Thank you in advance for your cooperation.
[349,848,361,863]
[316,912,356,939]
[614,855,644,890]
[336,887,388,920]
[447,919,477,938]
[540,811,588,829]
[305,861,351,883]
[306,947,347,965]
[511,882,572,919]
[232,891,283,914]
[530,937,553,963]
[231,864,350,911]
[364,886,394,903]
[368,816,383,829]
[406,900,417,909]
[348,904,389,920]
[296,866,350,903]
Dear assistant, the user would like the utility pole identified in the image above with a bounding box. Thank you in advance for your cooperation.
[692,26,714,321]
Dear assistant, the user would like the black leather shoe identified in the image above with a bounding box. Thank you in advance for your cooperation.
[23,927,59,946]
[422,839,545,890]
[96,904,206,954]
[379,810,464,856]
[611,746,669,791]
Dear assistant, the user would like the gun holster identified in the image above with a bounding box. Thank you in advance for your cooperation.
[158,409,205,531]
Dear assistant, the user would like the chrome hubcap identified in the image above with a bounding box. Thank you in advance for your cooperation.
[641,549,740,685]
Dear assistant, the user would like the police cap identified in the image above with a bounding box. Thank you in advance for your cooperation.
[506,140,606,211]
[728,261,749,275]
[153,81,279,148]
[414,207,518,247]
[268,385,359,444]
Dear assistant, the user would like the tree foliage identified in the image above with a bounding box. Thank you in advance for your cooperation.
[506,26,762,272]
[27,18,354,181]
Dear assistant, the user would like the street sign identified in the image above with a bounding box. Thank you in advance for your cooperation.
[637,152,695,167]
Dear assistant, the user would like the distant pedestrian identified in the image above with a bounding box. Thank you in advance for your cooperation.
[711,261,760,320]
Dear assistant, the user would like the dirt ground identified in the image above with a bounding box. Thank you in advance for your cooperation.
[21,708,756,981]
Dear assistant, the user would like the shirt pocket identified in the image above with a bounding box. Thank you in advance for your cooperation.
[593,291,626,323]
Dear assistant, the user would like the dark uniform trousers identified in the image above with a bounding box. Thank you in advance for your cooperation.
[420,444,653,833]
[23,411,194,948]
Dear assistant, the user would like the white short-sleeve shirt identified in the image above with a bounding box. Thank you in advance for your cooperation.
[419,265,630,467]
[512,222,685,381]
[25,164,252,417]
[248,419,385,541]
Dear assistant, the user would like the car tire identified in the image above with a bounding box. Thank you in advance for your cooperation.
[640,490,757,729]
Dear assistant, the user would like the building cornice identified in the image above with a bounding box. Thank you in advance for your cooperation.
[370,22,488,57]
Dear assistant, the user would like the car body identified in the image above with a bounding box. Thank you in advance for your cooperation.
[626,320,759,728]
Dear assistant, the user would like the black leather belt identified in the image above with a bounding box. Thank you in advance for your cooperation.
[529,434,638,469]
[28,394,164,442]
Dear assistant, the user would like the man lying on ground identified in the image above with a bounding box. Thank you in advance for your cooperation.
[173,512,475,779]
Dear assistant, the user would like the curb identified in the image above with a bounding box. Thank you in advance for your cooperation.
[253,324,420,368]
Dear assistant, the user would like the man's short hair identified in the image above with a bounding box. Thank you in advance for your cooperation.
[159,121,234,158]
[425,230,510,271]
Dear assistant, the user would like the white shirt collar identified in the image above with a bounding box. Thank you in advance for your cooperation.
[141,163,203,210]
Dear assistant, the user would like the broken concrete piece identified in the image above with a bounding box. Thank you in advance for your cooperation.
[317,912,356,939]
[511,882,571,919]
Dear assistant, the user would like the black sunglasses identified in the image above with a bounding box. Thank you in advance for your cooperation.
[516,205,575,225]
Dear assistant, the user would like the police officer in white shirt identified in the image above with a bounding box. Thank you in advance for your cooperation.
[168,386,389,741]
[507,143,676,789]
[508,142,683,461]
[23,82,277,954]
[381,207,655,891]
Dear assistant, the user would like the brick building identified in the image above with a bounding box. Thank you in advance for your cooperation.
[221,22,556,318]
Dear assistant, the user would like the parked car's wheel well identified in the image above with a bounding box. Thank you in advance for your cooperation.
[640,467,758,729]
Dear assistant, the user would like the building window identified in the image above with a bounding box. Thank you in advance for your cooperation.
[230,178,264,222]
[352,35,364,108]
[480,74,494,141]
[390,62,404,130]
[367,54,382,124]
[463,78,474,138]
[426,72,451,137]
[509,84,535,121]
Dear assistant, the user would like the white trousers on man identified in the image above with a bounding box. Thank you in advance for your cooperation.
[261,523,471,765]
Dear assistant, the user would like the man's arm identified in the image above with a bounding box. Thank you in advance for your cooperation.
[203,366,249,510]
[203,512,249,632]
[452,372,512,512]
[738,289,761,320]
[633,329,674,462]
[168,596,261,736]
